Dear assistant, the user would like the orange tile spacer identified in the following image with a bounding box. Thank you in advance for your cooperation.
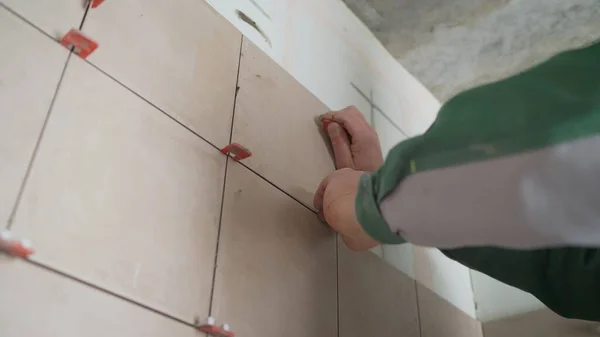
[60,29,98,59]
[220,143,252,161]
[0,231,34,258]
[86,0,105,8]
[196,317,235,337]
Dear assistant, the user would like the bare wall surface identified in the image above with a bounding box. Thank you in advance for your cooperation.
[343,0,600,101]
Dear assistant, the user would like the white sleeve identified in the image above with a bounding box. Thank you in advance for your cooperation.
[380,135,600,248]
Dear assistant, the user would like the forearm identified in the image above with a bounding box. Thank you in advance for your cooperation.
[358,134,600,248]
[356,40,600,248]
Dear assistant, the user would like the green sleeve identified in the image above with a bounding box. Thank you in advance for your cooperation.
[356,40,600,244]
[442,247,600,321]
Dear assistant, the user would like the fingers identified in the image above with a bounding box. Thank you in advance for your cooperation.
[321,106,371,138]
[327,122,353,169]
[313,174,330,211]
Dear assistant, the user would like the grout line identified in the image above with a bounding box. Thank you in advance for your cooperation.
[78,0,91,30]
[0,2,65,43]
[24,259,195,328]
[6,53,74,230]
[207,156,230,316]
[414,280,423,337]
[350,82,409,137]
[237,161,317,214]
[83,44,319,216]
[207,35,243,316]
[83,60,225,155]
[2,0,319,221]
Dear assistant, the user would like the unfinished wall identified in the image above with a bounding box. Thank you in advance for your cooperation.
[343,0,600,101]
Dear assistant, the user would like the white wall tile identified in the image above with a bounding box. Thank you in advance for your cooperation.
[212,161,337,337]
[472,270,545,322]
[82,0,241,146]
[12,57,225,322]
[232,39,334,209]
[0,7,69,225]
[414,246,477,318]
[0,258,198,337]
[1,0,84,39]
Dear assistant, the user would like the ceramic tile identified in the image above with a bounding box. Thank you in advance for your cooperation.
[205,0,277,58]
[374,110,408,157]
[414,246,477,318]
[382,243,415,279]
[483,309,598,337]
[471,269,545,322]
[82,0,241,146]
[338,243,420,337]
[232,39,335,209]
[0,258,199,337]
[370,245,384,257]
[348,83,375,125]
[212,161,337,337]
[11,56,225,322]
[282,3,377,114]
[373,79,440,137]
[417,283,483,337]
[0,7,69,226]
[1,0,85,39]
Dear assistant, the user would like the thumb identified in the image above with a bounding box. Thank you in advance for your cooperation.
[327,122,353,169]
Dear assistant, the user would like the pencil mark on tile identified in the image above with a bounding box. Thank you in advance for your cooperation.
[249,0,271,20]
[350,82,409,137]
[236,10,271,47]
[370,88,375,129]
[350,82,374,125]
[6,53,74,230]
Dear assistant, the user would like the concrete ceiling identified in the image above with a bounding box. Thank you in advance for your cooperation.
[343,0,600,101]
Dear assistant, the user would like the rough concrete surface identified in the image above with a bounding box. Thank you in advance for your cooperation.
[343,0,600,101]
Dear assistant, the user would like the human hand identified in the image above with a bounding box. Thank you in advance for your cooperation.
[320,106,384,172]
[314,168,379,251]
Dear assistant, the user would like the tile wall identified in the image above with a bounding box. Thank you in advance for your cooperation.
[0,0,429,336]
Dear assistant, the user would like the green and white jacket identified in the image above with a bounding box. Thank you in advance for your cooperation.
[357,40,600,249]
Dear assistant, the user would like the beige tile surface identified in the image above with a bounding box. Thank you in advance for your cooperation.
[0,257,200,337]
[417,283,483,337]
[1,0,84,39]
[338,243,420,337]
[212,161,337,337]
[233,39,335,209]
[11,56,225,322]
[0,7,69,226]
[483,308,598,337]
[82,0,241,146]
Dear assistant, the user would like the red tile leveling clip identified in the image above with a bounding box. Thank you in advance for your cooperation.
[220,143,252,161]
[0,230,34,258]
[60,29,98,59]
[86,0,105,8]
[196,317,235,337]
